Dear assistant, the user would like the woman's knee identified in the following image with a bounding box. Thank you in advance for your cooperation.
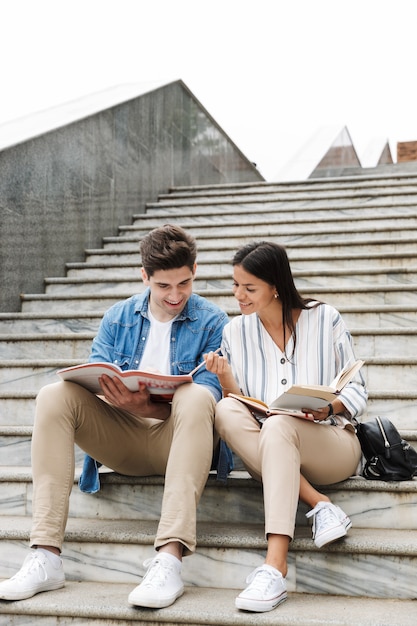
[261,414,298,439]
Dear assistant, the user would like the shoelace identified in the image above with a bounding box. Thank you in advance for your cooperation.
[245,566,278,592]
[306,503,335,536]
[11,553,48,583]
[141,557,175,588]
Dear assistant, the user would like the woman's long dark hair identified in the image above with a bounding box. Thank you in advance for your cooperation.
[232,241,321,355]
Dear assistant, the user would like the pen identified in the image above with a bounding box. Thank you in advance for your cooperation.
[189,348,222,376]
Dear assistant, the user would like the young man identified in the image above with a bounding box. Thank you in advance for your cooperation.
[0,224,230,608]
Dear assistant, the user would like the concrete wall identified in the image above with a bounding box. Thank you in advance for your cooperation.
[0,80,262,312]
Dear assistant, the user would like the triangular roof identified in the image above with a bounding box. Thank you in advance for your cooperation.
[275,125,361,181]
[0,80,172,151]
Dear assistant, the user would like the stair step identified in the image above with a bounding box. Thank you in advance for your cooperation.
[133,202,417,223]
[108,222,417,245]
[1,583,415,626]
[143,188,417,209]
[0,312,103,334]
[3,305,417,333]
[166,173,417,193]
[18,285,417,313]
[65,251,417,276]
[122,210,417,232]
[165,174,417,193]
[86,235,417,259]
[0,516,416,599]
[2,327,417,359]
[1,470,417,529]
[83,246,417,264]
[42,267,417,295]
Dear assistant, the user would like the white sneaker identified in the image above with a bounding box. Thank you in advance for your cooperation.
[0,550,65,601]
[306,501,352,548]
[128,553,184,608]
[235,564,287,612]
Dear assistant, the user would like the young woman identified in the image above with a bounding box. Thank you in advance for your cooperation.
[205,241,367,613]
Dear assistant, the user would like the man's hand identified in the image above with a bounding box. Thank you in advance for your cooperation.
[99,374,170,419]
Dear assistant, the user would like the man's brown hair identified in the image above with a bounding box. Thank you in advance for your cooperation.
[140,224,197,276]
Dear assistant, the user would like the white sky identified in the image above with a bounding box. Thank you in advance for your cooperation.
[1,0,416,180]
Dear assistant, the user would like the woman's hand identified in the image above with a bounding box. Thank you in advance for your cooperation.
[303,406,331,421]
[204,351,229,375]
[203,351,240,395]
[302,399,345,421]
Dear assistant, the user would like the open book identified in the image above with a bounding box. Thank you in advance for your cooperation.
[227,394,316,421]
[57,362,193,402]
[228,359,364,418]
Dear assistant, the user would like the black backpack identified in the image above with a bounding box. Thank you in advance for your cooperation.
[356,416,417,481]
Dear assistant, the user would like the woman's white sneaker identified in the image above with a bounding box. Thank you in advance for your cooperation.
[0,550,65,601]
[235,564,287,612]
[306,501,352,548]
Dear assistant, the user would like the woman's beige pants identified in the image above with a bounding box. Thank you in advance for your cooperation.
[215,397,361,539]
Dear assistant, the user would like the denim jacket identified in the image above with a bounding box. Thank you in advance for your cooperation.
[79,290,233,492]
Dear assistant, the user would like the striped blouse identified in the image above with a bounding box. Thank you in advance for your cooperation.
[221,302,367,422]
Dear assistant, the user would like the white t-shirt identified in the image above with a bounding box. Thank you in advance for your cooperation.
[140,308,177,375]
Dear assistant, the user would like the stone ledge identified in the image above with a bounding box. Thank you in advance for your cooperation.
[0,583,415,625]
[1,516,416,557]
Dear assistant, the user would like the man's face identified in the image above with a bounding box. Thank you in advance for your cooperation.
[141,264,196,322]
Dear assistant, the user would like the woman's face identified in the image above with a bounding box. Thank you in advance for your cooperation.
[232,264,277,315]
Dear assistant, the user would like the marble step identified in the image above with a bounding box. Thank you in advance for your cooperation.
[165,171,417,185]
[144,192,417,213]
[134,200,417,221]
[166,173,417,194]
[43,267,417,295]
[1,583,415,626]
[108,222,417,246]
[18,284,417,313]
[2,327,417,360]
[0,357,415,393]
[3,305,417,333]
[2,393,417,428]
[86,234,417,259]
[145,185,417,207]
[0,516,416,599]
[2,466,417,528]
[66,251,417,276]
[121,212,417,235]
[0,312,103,334]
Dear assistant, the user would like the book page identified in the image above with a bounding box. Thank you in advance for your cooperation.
[227,393,315,420]
[270,391,336,411]
[57,362,192,400]
[331,359,364,392]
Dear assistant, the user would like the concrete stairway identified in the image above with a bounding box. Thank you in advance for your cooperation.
[1,172,417,625]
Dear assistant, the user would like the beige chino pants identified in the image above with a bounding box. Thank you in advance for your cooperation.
[31,381,216,555]
[215,397,361,539]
